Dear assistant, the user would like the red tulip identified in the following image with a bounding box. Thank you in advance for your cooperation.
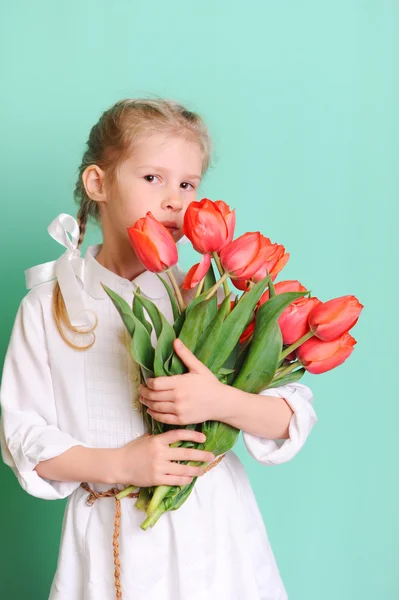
[213,200,236,247]
[308,295,364,341]
[297,332,357,374]
[232,235,289,291]
[259,280,307,305]
[182,254,211,289]
[278,296,322,345]
[183,198,236,254]
[219,232,268,281]
[127,212,178,272]
[253,279,316,344]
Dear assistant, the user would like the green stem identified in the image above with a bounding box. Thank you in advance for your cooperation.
[135,487,152,511]
[141,501,166,530]
[116,484,138,500]
[204,272,229,301]
[280,330,315,361]
[212,252,231,299]
[146,485,171,516]
[145,458,213,516]
[165,268,186,311]
[194,276,205,298]
[272,361,300,381]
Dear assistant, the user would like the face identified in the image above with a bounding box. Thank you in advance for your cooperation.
[90,133,204,246]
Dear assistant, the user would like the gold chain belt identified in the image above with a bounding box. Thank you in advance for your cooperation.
[80,453,226,600]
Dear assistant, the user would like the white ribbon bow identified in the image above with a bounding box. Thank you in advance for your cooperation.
[25,213,90,328]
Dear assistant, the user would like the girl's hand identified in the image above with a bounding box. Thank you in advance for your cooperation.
[139,338,224,426]
[119,429,215,487]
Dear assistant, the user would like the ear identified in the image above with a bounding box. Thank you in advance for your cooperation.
[82,164,107,204]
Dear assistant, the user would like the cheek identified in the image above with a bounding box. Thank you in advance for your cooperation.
[116,181,154,226]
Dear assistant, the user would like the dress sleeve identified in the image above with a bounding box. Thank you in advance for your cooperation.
[242,382,318,465]
[0,294,89,500]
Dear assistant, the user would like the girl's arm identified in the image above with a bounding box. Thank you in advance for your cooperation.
[0,292,101,500]
[34,445,125,486]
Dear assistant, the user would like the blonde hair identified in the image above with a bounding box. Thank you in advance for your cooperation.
[53,97,213,349]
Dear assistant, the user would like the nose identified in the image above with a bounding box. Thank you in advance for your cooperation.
[162,188,183,211]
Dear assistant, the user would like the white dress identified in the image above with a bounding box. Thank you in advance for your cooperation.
[0,214,318,600]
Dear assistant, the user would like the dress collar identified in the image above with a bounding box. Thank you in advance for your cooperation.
[83,244,172,301]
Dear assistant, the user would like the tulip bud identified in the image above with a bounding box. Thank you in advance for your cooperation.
[232,236,289,291]
[278,296,322,345]
[219,232,267,281]
[183,198,235,254]
[297,332,357,374]
[127,212,178,272]
[308,295,364,341]
[259,280,307,305]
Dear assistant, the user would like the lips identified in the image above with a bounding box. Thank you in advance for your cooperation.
[162,221,179,229]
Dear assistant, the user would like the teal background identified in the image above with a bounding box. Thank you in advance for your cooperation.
[0,1,397,598]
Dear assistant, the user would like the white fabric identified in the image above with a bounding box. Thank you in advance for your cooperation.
[0,214,318,600]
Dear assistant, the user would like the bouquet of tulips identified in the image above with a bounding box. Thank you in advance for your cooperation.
[103,198,363,530]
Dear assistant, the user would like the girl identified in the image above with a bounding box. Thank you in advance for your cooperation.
[0,98,318,600]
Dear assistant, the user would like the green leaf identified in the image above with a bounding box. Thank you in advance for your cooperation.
[133,292,163,338]
[201,419,240,456]
[129,312,155,373]
[167,478,197,511]
[267,277,276,298]
[180,295,215,352]
[266,368,306,387]
[233,290,308,393]
[173,309,186,337]
[169,295,216,374]
[102,284,135,337]
[217,367,236,376]
[154,313,176,377]
[207,274,271,373]
[155,271,181,321]
[132,286,152,336]
[201,261,217,293]
[195,295,231,366]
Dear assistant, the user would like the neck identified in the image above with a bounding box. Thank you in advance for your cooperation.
[95,238,147,282]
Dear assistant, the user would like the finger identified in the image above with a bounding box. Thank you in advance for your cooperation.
[142,400,176,414]
[173,338,204,373]
[162,428,206,444]
[158,475,195,486]
[147,410,179,424]
[166,463,206,478]
[168,448,215,463]
[146,375,180,391]
[140,388,173,402]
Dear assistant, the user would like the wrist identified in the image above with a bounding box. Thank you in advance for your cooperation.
[214,382,245,423]
[104,447,129,485]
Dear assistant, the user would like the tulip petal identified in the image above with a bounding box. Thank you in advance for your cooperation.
[143,214,178,266]
[182,254,211,289]
[128,228,165,272]
[309,295,364,341]
[297,332,357,374]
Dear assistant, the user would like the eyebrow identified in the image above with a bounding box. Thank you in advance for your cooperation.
[137,164,202,181]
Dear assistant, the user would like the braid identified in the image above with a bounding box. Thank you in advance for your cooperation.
[52,201,98,350]
[77,202,91,248]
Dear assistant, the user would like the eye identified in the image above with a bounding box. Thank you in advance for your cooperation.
[181,182,196,190]
[143,175,160,183]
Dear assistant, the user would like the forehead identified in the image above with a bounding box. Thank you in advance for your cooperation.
[129,133,203,175]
